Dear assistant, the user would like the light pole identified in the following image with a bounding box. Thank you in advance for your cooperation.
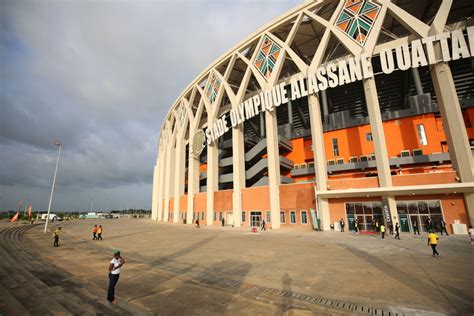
[44,140,62,233]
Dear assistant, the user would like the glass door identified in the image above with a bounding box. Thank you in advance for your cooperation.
[250,211,262,227]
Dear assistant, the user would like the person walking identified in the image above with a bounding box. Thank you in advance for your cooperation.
[98,225,103,240]
[394,222,400,240]
[426,218,433,232]
[354,219,359,233]
[222,218,225,227]
[380,224,386,239]
[53,227,61,247]
[413,220,420,235]
[440,219,449,236]
[428,231,440,258]
[108,250,125,303]
[92,225,98,240]
[340,218,345,232]
[261,219,266,231]
[375,220,380,234]
[195,218,200,228]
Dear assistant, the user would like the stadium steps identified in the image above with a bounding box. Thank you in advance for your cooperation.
[0,224,150,315]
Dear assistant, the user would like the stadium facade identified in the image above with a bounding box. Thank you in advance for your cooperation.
[152,0,474,233]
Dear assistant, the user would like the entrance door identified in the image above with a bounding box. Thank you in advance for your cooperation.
[347,214,355,231]
[250,211,262,227]
[399,214,409,232]
[226,212,233,226]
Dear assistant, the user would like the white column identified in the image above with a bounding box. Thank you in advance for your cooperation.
[163,145,175,223]
[265,110,281,229]
[431,62,474,225]
[151,163,159,220]
[363,77,393,188]
[308,94,330,231]
[232,124,246,227]
[206,141,218,225]
[157,146,166,221]
[173,137,186,223]
[363,77,400,226]
[186,146,199,225]
[386,196,399,227]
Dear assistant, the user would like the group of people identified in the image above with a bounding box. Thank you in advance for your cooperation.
[195,218,227,228]
[92,224,104,240]
[50,224,124,303]
[338,217,444,258]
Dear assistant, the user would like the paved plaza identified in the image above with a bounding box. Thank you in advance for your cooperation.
[1,219,473,315]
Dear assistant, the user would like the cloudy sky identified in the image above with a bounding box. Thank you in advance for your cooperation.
[0,0,300,212]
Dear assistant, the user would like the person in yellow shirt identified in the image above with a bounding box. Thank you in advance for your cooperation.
[53,227,61,247]
[97,225,103,240]
[428,231,440,258]
[380,224,385,239]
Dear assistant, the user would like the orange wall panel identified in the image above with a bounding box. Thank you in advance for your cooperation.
[179,195,187,212]
[194,193,206,211]
[279,183,316,210]
[328,177,379,190]
[215,190,233,211]
[392,171,457,186]
[242,186,270,211]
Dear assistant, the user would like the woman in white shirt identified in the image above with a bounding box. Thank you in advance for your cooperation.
[107,250,125,302]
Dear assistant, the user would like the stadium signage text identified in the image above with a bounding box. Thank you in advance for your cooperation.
[203,26,474,147]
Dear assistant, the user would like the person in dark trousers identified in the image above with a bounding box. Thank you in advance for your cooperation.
[340,218,345,232]
[108,251,125,303]
[53,227,61,247]
[413,220,420,235]
[428,231,440,258]
[380,224,385,239]
[440,220,449,236]
[375,220,379,234]
[98,225,103,240]
[195,219,200,228]
[261,220,266,231]
[394,222,400,239]
[92,225,98,240]
[222,218,225,227]
[354,219,359,233]
[426,218,433,232]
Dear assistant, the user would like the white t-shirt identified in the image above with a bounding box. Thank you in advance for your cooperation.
[110,258,122,275]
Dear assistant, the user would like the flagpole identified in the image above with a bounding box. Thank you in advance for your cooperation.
[44,141,62,234]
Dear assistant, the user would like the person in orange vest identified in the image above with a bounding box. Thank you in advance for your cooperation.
[97,225,103,240]
[92,224,98,240]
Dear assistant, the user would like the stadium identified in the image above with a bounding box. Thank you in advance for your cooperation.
[151,0,474,234]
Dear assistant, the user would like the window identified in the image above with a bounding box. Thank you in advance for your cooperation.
[265,211,271,223]
[308,162,315,168]
[417,124,428,145]
[219,212,223,221]
[290,211,296,224]
[196,212,199,220]
[242,211,246,222]
[366,132,373,141]
[301,211,308,224]
[201,212,204,221]
[332,138,339,157]
[214,212,216,221]
[280,211,286,223]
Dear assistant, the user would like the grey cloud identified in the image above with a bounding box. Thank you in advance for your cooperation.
[0,0,300,211]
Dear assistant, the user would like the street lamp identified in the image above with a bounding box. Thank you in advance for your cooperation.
[44,140,62,233]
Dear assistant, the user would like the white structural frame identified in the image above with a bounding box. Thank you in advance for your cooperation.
[152,0,474,229]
